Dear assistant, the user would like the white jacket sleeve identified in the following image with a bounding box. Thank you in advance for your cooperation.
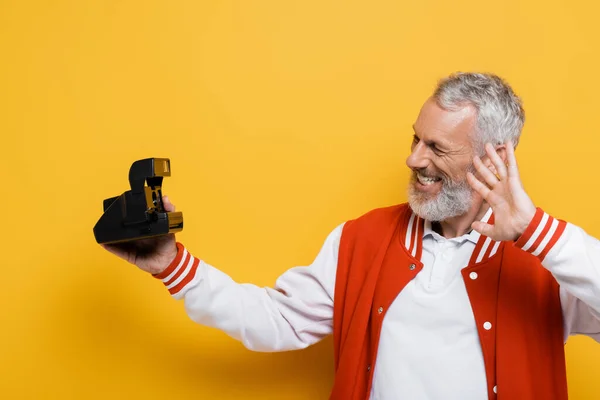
[153,223,345,352]
[514,208,600,343]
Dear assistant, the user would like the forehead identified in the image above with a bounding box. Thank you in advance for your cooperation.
[413,97,478,146]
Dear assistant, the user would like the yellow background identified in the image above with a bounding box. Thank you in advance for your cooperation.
[1,0,599,398]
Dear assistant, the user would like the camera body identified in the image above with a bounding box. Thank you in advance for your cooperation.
[93,158,183,244]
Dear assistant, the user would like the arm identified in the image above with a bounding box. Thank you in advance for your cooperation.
[515,210,600,342]
[466,141,600,343]
[153,223,345,352]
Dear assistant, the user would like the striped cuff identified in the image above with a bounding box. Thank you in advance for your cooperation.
[153,242,200,295]
[514,208,567,262]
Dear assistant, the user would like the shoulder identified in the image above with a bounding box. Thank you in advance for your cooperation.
[344,203,410,228]
[340,203,411,242]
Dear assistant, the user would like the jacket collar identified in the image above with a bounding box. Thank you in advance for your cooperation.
[403,206,501,266]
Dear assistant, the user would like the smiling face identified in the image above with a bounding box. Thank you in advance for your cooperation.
[406,97,481,221]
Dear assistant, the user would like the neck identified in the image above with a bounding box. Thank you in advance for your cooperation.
[433,199,490,238]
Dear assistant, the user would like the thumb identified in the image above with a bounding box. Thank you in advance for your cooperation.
[162,195,176,212]
[472,221,495,238]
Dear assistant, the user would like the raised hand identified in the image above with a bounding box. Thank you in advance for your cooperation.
[466,141,537,241]
[101,195,179,275]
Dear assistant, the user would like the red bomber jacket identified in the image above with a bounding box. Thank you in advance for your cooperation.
[330,203,568,400]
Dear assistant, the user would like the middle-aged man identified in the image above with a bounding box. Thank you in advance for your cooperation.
[103,72,600,399]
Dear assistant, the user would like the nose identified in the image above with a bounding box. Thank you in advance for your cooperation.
[406,141,430,171]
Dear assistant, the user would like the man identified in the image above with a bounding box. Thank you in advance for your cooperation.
[103,72,600,399]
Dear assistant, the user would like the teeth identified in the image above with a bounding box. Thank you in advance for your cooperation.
[417,173,440,185]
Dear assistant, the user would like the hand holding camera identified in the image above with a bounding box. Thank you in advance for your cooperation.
[94,158,183,275]
[101,195,178,274]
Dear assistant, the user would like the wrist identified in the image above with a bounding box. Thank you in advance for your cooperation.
[161,244,179,273]
[514,208,567,261]
[153,242,201,296]
[153,242,185,279]
[517,203,537,238]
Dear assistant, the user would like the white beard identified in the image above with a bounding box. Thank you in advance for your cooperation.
[407,169,475,222]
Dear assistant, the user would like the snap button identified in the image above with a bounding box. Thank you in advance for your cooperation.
[377,306,383,314]
[409,263,416,270]
[483,321,492,330]
[367,365,371,371]
[469,272,478,280]
[493,385,497,394]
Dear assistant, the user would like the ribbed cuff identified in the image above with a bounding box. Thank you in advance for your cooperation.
[514,208,567,262]
[153,242,200,295]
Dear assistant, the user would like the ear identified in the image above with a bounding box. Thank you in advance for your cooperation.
[478,143,507,176]
[494,143,508,164]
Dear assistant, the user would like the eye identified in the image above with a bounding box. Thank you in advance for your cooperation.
[431,145,444,155]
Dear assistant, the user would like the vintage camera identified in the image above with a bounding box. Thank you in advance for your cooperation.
[93,158,183,244]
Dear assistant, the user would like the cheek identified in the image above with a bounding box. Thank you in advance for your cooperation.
[430,159,454,180]
[438,158,471,182]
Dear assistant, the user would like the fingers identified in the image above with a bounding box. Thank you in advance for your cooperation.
[471,220,496,238]
[485,143,507,179]
[505,140,520,178]
[101,243,129,260]
[467,172,501,206]
[473,155,499,188]
[162,195,176,212]
[467,171,491,199]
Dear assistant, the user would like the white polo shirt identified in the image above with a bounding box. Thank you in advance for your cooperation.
[156,208,600,399]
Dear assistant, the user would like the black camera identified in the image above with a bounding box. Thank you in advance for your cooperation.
[93,158,183,244]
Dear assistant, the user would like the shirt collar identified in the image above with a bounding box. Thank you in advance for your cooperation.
[422,206,493,244]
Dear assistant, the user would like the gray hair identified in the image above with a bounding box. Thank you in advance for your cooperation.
[433,72,525,153]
